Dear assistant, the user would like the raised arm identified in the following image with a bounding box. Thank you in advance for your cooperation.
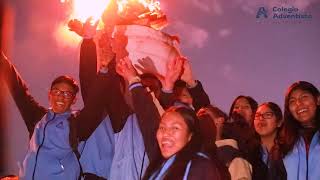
[116,57,161,162]
[181,59,210,112]
[0,52,46,135]
[130,84,161,162]
[188,80,210,112]
[69,18,99,104]
[158,57,184,109]
[79,38,97,104]
[158,90,175,109]
[75,73,111,141]
[73,19,132,133]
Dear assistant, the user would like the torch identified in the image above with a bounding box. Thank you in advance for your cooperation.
[64,0,182,77]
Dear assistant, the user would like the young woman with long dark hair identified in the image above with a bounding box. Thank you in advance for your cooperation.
[279,81,320,180]
[254,102,286,180]
[116,57,228,180]
[143,106,226,180]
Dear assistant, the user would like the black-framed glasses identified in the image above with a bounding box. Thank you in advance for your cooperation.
[50,88,75,99]
[254,112,274,120]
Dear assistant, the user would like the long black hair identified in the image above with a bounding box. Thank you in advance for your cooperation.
[229,95,258,126]
[256,102,283,161]
[279,81,320,156]
[143,106,202,180]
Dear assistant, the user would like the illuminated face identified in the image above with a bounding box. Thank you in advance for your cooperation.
[288,89,320,126]
[48,82,76,114]
[233,97,254,124]
[254,105,280,137]
[156,112,192,159]
[178,88,193,106]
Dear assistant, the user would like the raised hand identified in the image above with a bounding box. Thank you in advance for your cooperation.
[68,19,83,36]
[134,56,157,74]
[68,17,99,38]
[116,57,138,83]
[161,56,184,91]
[180,58,197,87]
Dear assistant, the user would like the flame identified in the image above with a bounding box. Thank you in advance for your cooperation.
[56,0,163,47]
[117,0,161,13]
[57,0,112,47]
[62,0,162,25]
[72,0,112,22]
[138,0,160,12]
[117,0,127,13]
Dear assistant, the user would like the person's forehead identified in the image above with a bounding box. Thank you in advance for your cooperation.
[257,105,272,113]
[52,82,74,91]
[236,97,250,105]
[162,112,184,123]
[290,89,311,97]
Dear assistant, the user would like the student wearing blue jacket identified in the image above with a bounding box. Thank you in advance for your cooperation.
[116,57,228,180]
[0,52,111,180]
[70,17,158,179]
[280,81,320,180]
[78,39,162,179]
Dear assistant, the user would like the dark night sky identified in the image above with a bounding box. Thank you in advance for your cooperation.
[2,0,320,175]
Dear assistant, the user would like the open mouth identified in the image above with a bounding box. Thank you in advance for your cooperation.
[56,102,65,107]
[160,138,174,150]
[297,108,308,115]
[256,123,267,129]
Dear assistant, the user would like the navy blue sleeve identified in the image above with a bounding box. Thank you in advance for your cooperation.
[130,84,161,163]
[188,80,210,112]
[79,38,97,105]
[0,52,46,136]
[78,39,132,133]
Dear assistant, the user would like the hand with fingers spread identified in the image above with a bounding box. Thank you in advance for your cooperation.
[116,57,139,84]
[68,19,83,36]
[134,56,158,75]
[162,56,184,91]
[68,17,99,38]
[180,57,197,87]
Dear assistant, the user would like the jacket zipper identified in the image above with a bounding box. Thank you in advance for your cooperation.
[32,113,56,180]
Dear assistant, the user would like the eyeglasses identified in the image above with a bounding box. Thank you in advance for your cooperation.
[254,112,274,120]
[50,88,75,99]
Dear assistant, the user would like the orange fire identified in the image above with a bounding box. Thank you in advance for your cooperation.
[117,0,161,13]
[71,0,111,22]
[62,0,161,23]
[56,0,163,47]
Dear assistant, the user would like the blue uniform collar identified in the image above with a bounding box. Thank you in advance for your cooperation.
[47,108,71,120]
[151,155,177,180]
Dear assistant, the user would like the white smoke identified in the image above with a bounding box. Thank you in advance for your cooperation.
[169,21,209,49]
[218,28,232,38]
[189,0,224,15]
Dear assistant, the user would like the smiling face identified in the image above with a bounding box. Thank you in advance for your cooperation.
[288,89,320,127]
[48,82,76,114]
[254,105,281,137]
[156,112,192,159]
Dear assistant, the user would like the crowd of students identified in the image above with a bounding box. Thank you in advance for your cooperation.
[0,19,319,180]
